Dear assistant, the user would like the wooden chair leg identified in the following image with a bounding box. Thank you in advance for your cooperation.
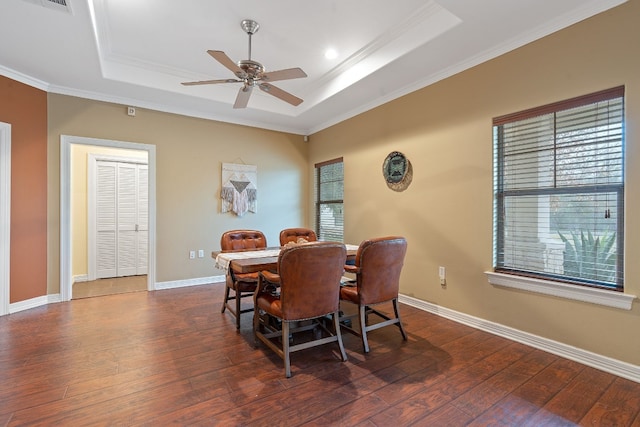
[359,305,370,353]
[221,285,230,313]
[393,298,408,341]
[333,312,348,361]
[253,306,260,347]
[282,322,291,378]
[235,290,242,329]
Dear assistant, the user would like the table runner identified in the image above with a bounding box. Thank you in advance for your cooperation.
[215,249,281,271]
[215,244,360,271]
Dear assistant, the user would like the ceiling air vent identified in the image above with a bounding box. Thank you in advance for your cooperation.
[22,0,71,14]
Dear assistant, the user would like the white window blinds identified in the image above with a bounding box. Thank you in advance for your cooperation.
[315,158,344,242]
[493,86,624,290]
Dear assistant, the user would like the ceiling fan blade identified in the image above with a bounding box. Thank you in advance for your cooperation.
[234,85,253,109]
[261,67,307,82]
[207,50,244,77]
[181,78,239,86]
[258,83,303,106]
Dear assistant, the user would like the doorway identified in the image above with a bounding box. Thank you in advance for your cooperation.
[60,135,156,301]
[88,156,148,280]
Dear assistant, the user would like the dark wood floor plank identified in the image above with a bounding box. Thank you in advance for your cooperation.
[1,282,638,426]
[413,402,475,426]
[451,348,556,418]
[579,377,640,426]
[303,393,391,426]
[368,339,531,426]
[469,357,586,426]
[371,332,511,409]
[524,365,614,425]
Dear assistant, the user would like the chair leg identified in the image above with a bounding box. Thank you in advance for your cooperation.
[221,285,231,313]
[253,306,260,348]
[282,322,291,378]
[235,289,242,329]
[359,305,370,353]
[333,312,348,362]
[393,298,408,341]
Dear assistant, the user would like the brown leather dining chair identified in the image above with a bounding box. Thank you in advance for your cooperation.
[253,242,347,378]
[220,229,267,329]
[340,236,408,353]
[279,227,318,246]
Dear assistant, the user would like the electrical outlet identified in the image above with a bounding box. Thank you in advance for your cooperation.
[189,250,196,259]
[198,249,204,258]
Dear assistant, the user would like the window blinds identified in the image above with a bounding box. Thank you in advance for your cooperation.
[315,158,344,242]
[493,87,624,290]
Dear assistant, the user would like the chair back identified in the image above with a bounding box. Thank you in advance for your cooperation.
[355,237,407,305]
[220,230,267,251]
[279,228,318,246]
[278,242,346,321]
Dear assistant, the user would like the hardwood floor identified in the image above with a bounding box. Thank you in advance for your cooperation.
[1,283,639,426]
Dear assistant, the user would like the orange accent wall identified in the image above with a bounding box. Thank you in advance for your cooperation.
[0,76,48,303]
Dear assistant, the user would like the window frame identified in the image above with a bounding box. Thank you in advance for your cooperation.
[314,157,344,242]
[487,87,635,309]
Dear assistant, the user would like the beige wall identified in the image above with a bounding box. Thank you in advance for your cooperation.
[48,95,309,290]
[309,0,640,365]
[71,145,148,278]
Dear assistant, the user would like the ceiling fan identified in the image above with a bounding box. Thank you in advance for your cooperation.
[182,19,307,109]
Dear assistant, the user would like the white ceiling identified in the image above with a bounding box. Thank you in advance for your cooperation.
[0,0,627,135]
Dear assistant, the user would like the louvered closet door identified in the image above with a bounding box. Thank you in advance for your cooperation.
[95,161,148,279]
[136,165,148,275]
[116,163,138,277]
[96,162,117,278]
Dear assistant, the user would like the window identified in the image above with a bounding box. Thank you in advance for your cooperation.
[315,157,344,242]
[493,87,624,291]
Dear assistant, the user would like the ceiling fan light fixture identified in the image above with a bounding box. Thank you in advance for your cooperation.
[181,18,306,108]
[240,19,260,35]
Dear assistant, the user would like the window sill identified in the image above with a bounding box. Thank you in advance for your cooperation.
[485,271,636,310]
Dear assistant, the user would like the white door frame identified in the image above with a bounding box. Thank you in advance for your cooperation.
[60,135,156,301]
[0,122,11,315]
[88,154,149,280]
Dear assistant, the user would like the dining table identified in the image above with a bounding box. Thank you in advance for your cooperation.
[213,244,359,274]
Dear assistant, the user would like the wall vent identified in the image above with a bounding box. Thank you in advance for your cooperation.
[22,0,71,14]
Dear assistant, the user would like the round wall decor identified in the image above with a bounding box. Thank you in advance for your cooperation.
[382,151,412,192]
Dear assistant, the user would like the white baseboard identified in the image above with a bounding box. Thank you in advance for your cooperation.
[399,294,640,384]
[3,276,225,315]
[154,275,225,290]
[73,274,88,283]
[9,293,61,314]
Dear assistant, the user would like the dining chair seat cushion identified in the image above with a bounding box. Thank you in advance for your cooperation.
[339,285,359,304]
[233,272,259,282]
[255,293,283,318]
[233,279,259,293]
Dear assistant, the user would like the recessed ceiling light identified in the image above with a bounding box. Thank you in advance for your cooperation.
[324,48,338,60]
